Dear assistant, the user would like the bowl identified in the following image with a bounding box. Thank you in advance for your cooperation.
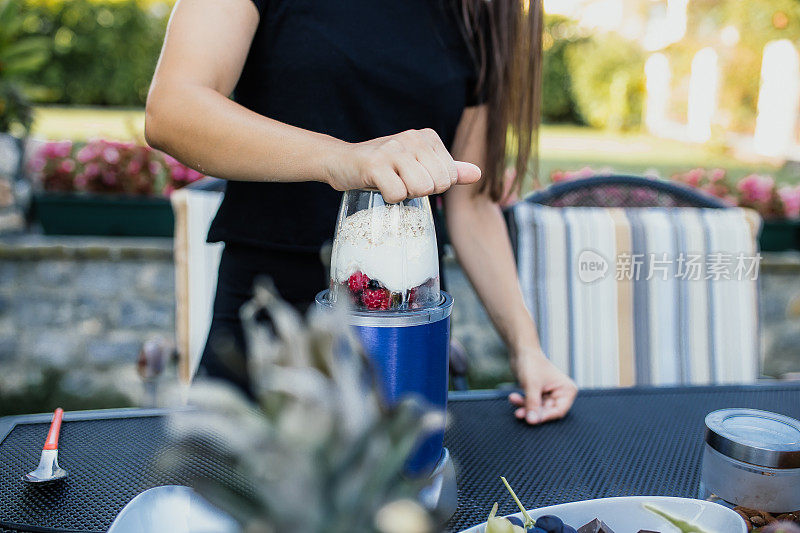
[457,496,747,533]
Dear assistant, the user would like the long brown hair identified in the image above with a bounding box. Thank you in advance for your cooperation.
[457,0,543,201]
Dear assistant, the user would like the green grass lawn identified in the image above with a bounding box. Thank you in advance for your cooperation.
[32,106,146,143]
[31,106,795,184]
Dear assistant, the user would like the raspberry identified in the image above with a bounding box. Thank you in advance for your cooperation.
[407,287,417,304]
[361,288,390,310]
[348,271,369,293]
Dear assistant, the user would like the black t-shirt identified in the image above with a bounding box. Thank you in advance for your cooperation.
[207,0,480,251]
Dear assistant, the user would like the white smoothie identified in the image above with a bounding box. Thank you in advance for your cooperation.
[331,204,438,293]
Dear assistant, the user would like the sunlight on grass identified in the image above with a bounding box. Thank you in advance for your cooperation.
[32,106,146,143]
[31,106,792,184]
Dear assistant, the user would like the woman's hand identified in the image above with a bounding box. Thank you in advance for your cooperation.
[508,347,578,425]
[325,128,482,203]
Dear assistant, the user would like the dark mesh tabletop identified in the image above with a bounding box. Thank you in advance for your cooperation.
[1,384,798,533]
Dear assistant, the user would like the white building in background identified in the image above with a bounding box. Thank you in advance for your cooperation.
[687,48,719,143]
[753,40,800,158]
[543,0,687,46]
[547,0,800,158]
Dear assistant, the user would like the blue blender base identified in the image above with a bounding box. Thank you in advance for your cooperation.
[315,290,457,521]
[418,448,457,523]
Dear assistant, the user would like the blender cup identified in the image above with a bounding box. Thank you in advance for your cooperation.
[329,190,441,311]
[317,190,456,515]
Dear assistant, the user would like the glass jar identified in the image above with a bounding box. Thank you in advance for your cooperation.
[699,408,800,513]
[329,190,440,311]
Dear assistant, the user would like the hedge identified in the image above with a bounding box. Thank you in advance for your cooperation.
[21,0,169,106]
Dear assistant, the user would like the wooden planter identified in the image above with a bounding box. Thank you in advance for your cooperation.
[759,219,800,252]
[32,192,174,237]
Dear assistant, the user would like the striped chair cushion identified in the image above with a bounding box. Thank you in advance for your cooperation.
[508,203,762,388]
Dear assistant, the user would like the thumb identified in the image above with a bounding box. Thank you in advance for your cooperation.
[454,160,482,184]
[524,382,543,425]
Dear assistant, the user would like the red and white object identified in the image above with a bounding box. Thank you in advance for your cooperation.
[23,407,68,483]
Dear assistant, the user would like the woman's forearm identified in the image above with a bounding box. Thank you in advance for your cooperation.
[146,0,480,198]
[145,83,344,183]
[445,195,541,354]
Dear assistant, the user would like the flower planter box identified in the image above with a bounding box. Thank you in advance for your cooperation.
[32,192,174,237]
[759,219,800,252]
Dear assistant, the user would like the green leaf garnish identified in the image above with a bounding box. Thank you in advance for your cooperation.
[500,476,534,529]
[643,504,710,533]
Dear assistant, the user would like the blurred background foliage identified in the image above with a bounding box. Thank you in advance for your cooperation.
[8,0,800,119]
[18,0,168,107]
[0,0,50,134]
[664,0,800,133]
[3,0,800,136]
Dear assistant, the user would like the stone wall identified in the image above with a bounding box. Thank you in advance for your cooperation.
[0,237,175,400]
[0,237,798,405]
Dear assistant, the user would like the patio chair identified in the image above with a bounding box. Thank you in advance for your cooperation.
[171,178,224,383]
[505,174,763,388]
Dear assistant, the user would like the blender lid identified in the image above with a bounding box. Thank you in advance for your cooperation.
[704,408,800,469]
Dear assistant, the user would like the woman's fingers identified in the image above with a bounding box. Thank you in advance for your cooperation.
[393,153,435,198]
[414,146,453,194]
[508,387,577,424]
[418,128,459,185]
[454,160,482,184]
[344,129,481,201]
[370,166,408,204]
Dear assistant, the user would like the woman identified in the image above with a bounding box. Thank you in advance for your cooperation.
[146,0,576,425]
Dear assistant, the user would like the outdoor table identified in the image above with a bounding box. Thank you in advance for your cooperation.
[1,383,798,533]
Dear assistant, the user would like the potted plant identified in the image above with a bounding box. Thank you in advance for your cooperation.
[29,139,204,237]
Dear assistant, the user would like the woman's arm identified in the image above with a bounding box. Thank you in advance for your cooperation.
[445,105,577,425]
[145,0,480,202]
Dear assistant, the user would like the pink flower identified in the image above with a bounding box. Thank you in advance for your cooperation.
[74,174,89,189]
[737,174,775,204]
[170,165,187,181]
[76,145,98,163]
[148,161,162,174]
[778,185,800,219]
[127,160,142,175]
[84,163,100,177]
[58,160,76,173]
[551,170,566,183]
[709,168,726,183]
[683,168,704,187]
[103,147,120,165]
[162,153,179,167]
[184,168,204,182]
[44,140,73,159]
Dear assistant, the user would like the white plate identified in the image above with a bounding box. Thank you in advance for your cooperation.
[108,485,240,533]
[458,496,747,533]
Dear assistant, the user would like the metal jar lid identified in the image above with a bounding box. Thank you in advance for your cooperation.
[704,408,800,469]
